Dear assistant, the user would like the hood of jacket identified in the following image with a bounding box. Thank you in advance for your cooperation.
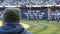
[0,23,24,34]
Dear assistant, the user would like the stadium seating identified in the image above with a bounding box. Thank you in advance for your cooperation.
[22,9,48,20]
[0,0,60,6]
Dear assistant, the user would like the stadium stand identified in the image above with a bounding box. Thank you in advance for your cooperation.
[0,7,60,20]
[21,8,48,20]
[0,0,60,6]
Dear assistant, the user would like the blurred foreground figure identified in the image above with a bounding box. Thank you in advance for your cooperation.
[0,8,32,34]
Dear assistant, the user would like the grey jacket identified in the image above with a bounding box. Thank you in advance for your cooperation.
[0,23,32,34]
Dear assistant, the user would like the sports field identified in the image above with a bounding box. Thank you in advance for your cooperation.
[21,20,60,34]
[0,20,60,34]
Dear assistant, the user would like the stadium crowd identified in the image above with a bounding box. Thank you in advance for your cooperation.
[0,8,60,20]
[21,9,47,20]
[0,0,60,6]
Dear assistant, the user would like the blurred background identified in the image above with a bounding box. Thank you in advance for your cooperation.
[0,0,60,6]
[0,0,60,34]
[0,6,59,34]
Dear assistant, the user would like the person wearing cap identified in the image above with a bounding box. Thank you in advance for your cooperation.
[0,8,32,34]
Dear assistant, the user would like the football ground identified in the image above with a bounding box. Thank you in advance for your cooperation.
[21,20,60,34]
[0,20,60,34]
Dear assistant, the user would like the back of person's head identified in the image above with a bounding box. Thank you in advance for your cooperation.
[3,8,21,24]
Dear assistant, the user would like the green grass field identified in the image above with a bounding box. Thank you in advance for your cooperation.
[0,20,60,34]
[20,20,60,34]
